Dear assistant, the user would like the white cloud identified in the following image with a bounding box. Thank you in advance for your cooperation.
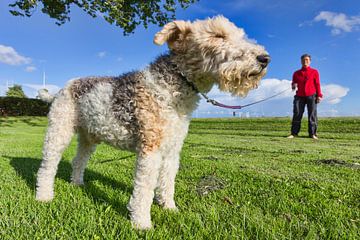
[196,79,292,114]
[233,79,348,105]
[314,11,360,35]
[206,79,292,102]
[25,66,37,72]
[246,79,293,101]
[298,20,313,28]
[195,78,349,117]
[97,51,107,58]
[322,84,349,104]
[0,44,31,65]
[0,79,14,96]
[0,85,8,96]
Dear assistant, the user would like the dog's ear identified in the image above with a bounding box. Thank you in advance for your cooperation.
[153,21,191,51]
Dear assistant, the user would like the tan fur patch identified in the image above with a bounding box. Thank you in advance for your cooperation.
[154,21,192,53]
[135,85,165,155]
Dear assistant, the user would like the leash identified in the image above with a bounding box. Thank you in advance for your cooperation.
[185,77,291,109]
[199,87,291,109]
[176,61,291,110]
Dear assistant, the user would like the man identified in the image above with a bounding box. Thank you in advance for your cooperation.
[288,54,323,139]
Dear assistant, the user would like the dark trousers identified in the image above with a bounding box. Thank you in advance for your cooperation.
[291,94,318,136]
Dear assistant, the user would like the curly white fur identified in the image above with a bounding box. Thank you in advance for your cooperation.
[35,16,270,230]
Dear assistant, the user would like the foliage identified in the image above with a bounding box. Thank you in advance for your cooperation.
[0,97,49,116]
[5,84,27,98]
[8,0,198,35]
[0,117,359,239]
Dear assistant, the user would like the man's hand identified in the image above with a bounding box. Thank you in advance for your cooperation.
[316,97,322,104]
[292,83,297,91]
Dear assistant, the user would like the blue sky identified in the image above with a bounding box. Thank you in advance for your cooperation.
[1,0,359,117]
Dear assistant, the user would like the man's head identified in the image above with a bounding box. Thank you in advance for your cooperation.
[301,54,311,68]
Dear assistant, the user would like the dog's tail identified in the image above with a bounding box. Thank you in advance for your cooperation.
[38,89,55,103]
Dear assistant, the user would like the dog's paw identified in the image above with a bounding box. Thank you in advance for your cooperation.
[71,180,84,186]
[163,202,178,211]
[35,192,54,202]
[71,175,85,186]
[155,198,178,211]
[131,218,152,230]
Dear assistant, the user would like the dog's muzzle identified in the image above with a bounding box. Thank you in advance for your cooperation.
[256,54,271,68]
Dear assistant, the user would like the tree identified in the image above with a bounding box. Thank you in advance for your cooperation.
[8,0,198,35]
[6,84,27,98]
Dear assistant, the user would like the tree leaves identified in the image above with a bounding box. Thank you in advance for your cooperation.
[8,0,198,35]
[6,84,27,98]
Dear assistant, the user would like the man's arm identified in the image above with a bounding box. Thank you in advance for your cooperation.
[314,70,323,103]
[292,72,298,91]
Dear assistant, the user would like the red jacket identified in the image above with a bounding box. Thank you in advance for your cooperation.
[292,66,323,98]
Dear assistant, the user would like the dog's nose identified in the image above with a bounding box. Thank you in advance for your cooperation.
[257,54,271,66]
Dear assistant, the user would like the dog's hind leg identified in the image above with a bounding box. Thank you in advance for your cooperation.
[36,89,77,202]
[71,129,97,185]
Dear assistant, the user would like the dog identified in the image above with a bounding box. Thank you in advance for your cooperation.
[36,16,270,229]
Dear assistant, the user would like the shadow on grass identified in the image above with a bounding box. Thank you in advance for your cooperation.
[188,129,288,138]
[7,156,132,216]
[95,154,135,164]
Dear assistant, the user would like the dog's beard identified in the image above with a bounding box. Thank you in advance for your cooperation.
[217,64,267,97]
[248,66,267,78]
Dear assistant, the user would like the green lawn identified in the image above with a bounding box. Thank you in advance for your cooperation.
[0,117,359,239]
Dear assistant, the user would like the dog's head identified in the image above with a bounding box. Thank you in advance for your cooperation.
[154,16,270,97]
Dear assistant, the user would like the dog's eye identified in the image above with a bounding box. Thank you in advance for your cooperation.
[233,56,243,61]
[214,33,226,39]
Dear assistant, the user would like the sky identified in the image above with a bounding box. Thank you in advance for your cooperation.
[1,0,359,117]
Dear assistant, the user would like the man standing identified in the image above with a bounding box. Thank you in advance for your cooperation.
[288,54,323,139]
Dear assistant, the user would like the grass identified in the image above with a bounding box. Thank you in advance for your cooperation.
[0,116,359,239]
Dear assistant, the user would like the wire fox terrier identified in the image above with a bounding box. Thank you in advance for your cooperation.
[36,16,270,229]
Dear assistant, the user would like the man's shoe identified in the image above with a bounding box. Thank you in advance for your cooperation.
[287,134,295,139]
[311,135,318,140]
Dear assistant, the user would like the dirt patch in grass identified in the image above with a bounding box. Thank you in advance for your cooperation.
[196,175,226,196]
[291,149,308,154]
[317,159,360,169]
[204,156,222,161]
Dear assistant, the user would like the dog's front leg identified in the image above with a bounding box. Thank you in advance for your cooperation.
[155,119,189,210]
[155,149,180,210]
[127,151,162,230]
